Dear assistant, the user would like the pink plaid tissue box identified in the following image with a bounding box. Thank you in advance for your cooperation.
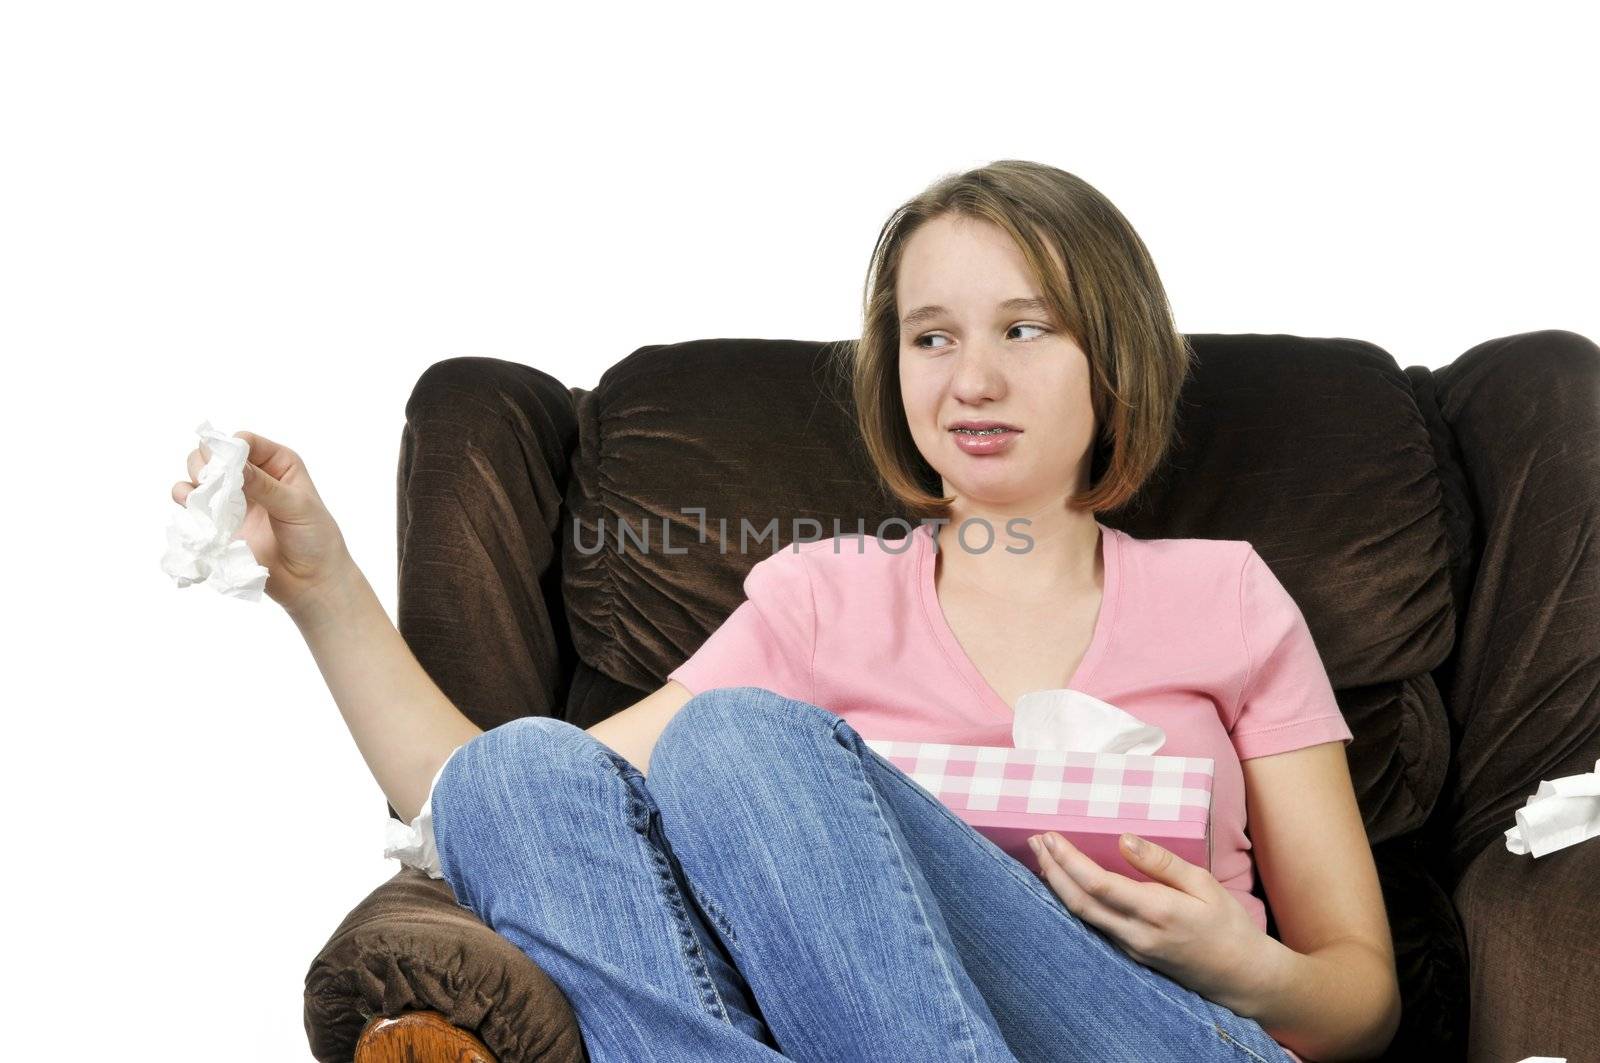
[862,738,1214,881]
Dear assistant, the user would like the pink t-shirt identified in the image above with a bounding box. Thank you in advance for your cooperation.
[668,519,1354,942]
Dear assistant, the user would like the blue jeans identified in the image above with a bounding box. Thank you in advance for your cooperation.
[432,686,1293,1062]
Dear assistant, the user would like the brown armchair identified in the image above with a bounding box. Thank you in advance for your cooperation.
[304,330,1600,1063]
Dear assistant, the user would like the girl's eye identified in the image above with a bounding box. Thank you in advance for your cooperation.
[913,324,1050,349]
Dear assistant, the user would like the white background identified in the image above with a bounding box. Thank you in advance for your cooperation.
[4,3,1594,1060]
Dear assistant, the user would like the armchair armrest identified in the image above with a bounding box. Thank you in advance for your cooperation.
[1451,835,1600,1063]
[305,866,587,1063]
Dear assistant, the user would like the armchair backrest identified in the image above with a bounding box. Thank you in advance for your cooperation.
[555,334,1465,852]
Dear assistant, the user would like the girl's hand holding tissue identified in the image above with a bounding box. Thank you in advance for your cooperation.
[170,429,354,617]
[1028,830,1273,1014]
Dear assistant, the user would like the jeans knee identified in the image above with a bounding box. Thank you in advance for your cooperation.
[670,685,772,734]
[652,686,842,792]
[658,686,804,751]
[436,714,613,822]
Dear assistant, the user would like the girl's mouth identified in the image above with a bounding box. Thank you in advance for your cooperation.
[950,427,1020,455]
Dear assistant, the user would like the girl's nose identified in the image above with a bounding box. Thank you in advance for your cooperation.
[948,347,1008,397]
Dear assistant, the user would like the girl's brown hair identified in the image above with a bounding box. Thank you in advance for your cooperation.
[826,160,1193,520]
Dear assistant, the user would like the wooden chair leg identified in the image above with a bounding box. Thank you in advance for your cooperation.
[355,1009,499,1062]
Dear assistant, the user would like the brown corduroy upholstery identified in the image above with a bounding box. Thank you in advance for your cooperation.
[303,330,1600,1063]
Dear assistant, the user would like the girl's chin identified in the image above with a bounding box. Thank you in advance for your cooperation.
[939,475,1042,503]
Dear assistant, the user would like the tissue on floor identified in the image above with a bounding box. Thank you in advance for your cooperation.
[161,420,270,601]
[864,688,1213,881]
[1504,758,1600,858]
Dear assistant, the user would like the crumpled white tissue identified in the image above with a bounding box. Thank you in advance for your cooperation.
[1504,757,1600,858]
[1013,688,1167,754]
[161,419,269,601]
[383,749,461,880]
[383,794,442,878]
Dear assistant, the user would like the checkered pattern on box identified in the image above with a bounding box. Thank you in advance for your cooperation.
[863,739,1213,820]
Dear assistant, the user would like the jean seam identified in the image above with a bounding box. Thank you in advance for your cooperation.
[828,719,996,1063]
[1213,1021,1284,1062]
[851,727,1278,1057]
[685,877,739,945]
[589,738,739,1025]
[646,840,730,1020]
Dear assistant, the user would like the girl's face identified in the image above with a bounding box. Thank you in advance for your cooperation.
[896,214,1096,521]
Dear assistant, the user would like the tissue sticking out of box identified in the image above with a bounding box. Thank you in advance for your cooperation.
[1504,758,1600,858]
[1012,688,1167,754]
[161,420,270,601]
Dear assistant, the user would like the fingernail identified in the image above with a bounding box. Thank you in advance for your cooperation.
[1123,833,1143,855]
[1045,834,1061,853]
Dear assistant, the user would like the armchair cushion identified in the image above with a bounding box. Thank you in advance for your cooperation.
[305,866,587,1063]
[561,337,889,695]
[1426,330,1600,884]
[1452,834,1600,1063]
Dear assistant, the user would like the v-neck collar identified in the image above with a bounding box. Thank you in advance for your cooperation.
[916,518,1122,723]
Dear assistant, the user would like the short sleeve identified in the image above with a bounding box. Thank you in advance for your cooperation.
[1230,547,1354,760]
[667,547,816,704]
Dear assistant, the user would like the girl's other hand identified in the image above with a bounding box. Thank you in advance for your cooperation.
[1029,831,1274,1014]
